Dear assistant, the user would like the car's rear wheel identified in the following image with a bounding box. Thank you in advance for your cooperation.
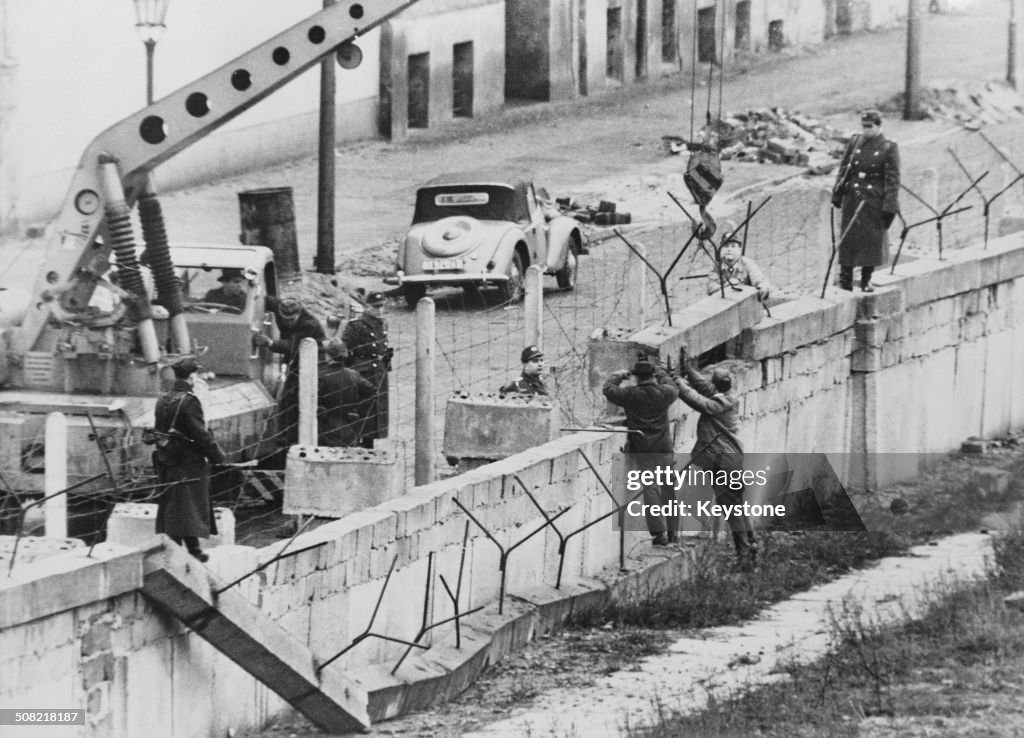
[403,283,426,309]
[556,238,581,291]
[498,252,525,304]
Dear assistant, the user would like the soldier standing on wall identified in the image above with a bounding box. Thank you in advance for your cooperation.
[342,291,393,448]
[152,357,225,563]
[831,109,901,292]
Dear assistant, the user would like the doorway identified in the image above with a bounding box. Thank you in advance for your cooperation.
[408,53,429,129]
[735,1,751,50]
[452,42,473,118]
[662,0,677,63]
[607,7,624,81]
[697,6,716,64]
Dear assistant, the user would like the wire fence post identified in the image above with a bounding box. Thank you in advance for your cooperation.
[298,337,319,446]
[415,297,436,486]
[626,241,646,329]
[44,413,68,538]
[524,265,544,349]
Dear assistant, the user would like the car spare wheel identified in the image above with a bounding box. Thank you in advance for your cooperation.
[498,251,525,304]
[422,216,482,257]
[403,283,426,309]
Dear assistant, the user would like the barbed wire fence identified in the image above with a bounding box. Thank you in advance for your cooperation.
[4,126,1024,555]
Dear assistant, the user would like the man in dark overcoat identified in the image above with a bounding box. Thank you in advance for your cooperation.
[603,360,680,546]
[153,357,225,562]
[254,297,326,447]
[317,339,375,447]
[832,109,901,292]
[342,291,393,447]
[674,353,757,568]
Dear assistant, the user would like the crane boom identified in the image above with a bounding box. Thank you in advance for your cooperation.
[11,0,419,363]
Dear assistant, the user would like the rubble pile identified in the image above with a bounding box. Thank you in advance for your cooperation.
[552,197,632,226]
[883,80,1024,130]
[664,108,846,174]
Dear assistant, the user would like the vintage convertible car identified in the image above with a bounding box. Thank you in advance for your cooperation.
[392,172,584,308]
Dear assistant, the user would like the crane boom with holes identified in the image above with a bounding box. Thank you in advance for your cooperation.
[0,0,420,531]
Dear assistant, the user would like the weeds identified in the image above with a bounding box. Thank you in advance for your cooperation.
[625,526,1024,737]
[570,530,906,631]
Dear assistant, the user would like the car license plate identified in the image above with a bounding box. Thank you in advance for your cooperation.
[422,259,464,271]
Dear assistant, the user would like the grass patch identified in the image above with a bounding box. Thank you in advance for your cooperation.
[624,527,1024,737]
[570,530,907,630]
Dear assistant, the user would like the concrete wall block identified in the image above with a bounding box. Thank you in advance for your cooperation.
[851,346,882,373]
[443,394,560,460]
[283,445,403,518]
[995,236,1024,282]
[587,329,644,390]
[376,496,432,539]
[856,285,904,319]
[981,335,1015,438]
[880,338,904,368]
[740,318,784,360]
[960,312,988,343]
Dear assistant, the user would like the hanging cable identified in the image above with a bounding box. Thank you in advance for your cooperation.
[717,0,726,128]
[689,0,698,141]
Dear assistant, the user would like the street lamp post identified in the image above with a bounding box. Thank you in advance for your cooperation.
[133,0,170,105]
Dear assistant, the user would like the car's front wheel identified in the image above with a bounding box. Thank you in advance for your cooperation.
[498,252,525,304]
[556,238,581,291]
[402,283,426,309]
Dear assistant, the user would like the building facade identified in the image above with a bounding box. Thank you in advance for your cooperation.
[0,0,914,229]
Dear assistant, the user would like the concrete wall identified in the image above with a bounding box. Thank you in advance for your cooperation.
[7,228,1024,734]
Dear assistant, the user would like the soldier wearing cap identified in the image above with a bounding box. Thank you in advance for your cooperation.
[674,351,757,568]
[831,109,901,292]
[254,296,327,448]
[153,357,225,563]
[202,268,249,311]
[603,359,681,546]
[318,339,375,447]
[499,345,549,396]
[706,237,772,300]
[342,291,393,447]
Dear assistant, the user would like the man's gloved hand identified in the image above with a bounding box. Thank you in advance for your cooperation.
[881,211,896,229]
[757,284,771,300]
[252,333,272,349]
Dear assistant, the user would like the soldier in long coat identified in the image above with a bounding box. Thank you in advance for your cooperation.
[342,291,393,447]
[153,357,225,562]
[832,110,901,292]
[318,339,375,447]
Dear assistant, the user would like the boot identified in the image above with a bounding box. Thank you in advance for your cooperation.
[838,266,853,292]
[860,267,875,293]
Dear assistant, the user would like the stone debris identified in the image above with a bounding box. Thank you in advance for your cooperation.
[551,195,632,226]
[663,108,847,175]
[883,80,1024,130]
